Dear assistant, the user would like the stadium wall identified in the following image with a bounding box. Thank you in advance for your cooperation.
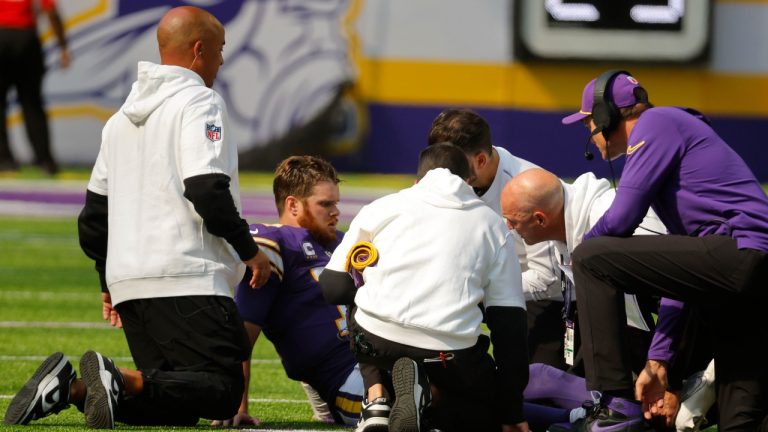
[7,0,768,180]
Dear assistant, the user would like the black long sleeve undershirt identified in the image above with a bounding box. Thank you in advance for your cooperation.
[486,305,529,425]
[77,190,109,292]
[319,268,357,305]
[183,173,258,261]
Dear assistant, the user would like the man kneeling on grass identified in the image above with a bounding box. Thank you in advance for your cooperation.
[320,143,531,432]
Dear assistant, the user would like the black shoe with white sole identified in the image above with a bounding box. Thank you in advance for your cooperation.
[4,352,76,425]
[356,397,390,432]
[389,357,431,432]
[80,351,124,429]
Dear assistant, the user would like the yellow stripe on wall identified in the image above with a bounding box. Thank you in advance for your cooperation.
[7,104,115,127]
[42,0,110,42]
[718,0,768,4]
[356,60,768,117]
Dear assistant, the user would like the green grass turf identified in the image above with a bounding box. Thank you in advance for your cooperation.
[0,166,417,191]
[0,215,724,432]
[0,169,743,431]
[0,216,347,431]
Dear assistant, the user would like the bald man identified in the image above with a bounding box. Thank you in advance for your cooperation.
[5,6,270,429]
[500,168,669,250]
[501,169,719,430]
[500,168,665,373]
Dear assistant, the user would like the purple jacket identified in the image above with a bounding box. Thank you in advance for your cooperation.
[585,107,768,252]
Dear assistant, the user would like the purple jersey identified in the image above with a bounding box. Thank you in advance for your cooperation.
[235,224,355,405]
[587,107,768,252]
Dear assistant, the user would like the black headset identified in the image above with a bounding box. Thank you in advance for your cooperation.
[591,69,632,139]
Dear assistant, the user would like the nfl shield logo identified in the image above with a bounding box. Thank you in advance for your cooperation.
[206,123,222,141]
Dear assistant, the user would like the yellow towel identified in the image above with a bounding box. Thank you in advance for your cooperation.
[345,241,379,272]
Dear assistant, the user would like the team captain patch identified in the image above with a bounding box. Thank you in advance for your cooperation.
[206,123,222,141]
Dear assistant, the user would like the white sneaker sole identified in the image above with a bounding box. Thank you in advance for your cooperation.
[390,358,422,432]
[81,351,117,429]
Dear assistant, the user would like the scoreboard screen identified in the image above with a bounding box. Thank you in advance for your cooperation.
[515,0,712,62]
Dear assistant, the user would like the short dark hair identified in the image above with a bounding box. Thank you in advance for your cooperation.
[618,87,654,120]
[427,108,493,156]
[273,155,340,215]
[416,142,471,181]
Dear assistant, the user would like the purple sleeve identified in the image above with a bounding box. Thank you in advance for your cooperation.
[584,188,653,240]
[647,298,687,364]
[234,225,281,325]
[585,111,683,240]
[234,271,279,325]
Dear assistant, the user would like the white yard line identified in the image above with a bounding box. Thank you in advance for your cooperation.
[0,354,133,362]
[0,291,96,301]
[0,394,307,404]
[0,321,282,363]
[0,354,280,364]
[0,321,112,329]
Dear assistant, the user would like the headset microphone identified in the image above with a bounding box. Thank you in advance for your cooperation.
[584,128,601,161]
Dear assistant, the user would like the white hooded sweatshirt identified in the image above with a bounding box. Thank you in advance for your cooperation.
[326,168,526,351]
[87,62,245,306]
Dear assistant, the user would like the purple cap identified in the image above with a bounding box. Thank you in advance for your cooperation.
[561,73,643,125]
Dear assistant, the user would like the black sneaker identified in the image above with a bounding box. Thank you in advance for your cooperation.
[39,160,59,176]
[80,351,124,429]
[561,395,655,432]
[0,159,19,173]
[546,400,597,431]
[356,397,390,432]
[390,357,431,432]
[4,352,76,425]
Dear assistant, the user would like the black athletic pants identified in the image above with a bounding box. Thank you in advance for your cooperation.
[350,318,500,432]
[526,299,655,377]
[526,299,569,370]
[0,28,54,168]
[572,234,768,432]
[114,296,251,426]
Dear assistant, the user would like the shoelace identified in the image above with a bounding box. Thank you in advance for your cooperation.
[582,400,603,421]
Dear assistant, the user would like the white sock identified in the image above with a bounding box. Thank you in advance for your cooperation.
[570,407,587,423]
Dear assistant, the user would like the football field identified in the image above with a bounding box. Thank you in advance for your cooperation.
[0,171,742,431]
[0,215,354,431]
[0,171,412,431]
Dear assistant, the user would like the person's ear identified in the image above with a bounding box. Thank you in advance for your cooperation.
[193,41,204,58]
[475,151,488,170]
[285,196,299,216]
[533,210,547,227]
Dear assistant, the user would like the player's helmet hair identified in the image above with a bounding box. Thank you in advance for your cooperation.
[416,142,471,181]
[427,108,493,156]
[273,155,340,215]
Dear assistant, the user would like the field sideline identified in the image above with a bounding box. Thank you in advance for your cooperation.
[0,169,745,431]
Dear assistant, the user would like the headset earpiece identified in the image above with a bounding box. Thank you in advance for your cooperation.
[592,69,631,139]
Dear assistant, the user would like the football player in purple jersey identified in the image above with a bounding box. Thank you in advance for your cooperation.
[212,155,363,428]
